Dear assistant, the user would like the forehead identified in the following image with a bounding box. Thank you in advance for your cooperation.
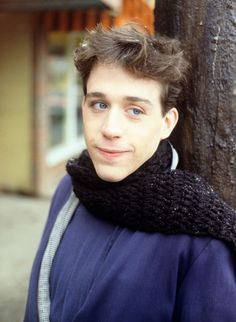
[87,63,163,102]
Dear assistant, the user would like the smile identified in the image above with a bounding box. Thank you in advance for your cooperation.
[97,147,129,158]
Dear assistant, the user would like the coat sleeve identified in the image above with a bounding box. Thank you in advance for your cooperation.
[24,174,73,322]
[173,238,236,322]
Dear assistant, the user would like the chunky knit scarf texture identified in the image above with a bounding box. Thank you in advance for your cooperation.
[66,141,236,252]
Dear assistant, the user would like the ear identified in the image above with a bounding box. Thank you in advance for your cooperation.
[160,107,179,140]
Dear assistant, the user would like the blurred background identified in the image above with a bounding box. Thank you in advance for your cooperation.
[1,0,235,320]
[0,0,154,321]
[0,0,154,197]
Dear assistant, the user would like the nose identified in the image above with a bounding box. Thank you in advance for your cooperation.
[101,107,124,139]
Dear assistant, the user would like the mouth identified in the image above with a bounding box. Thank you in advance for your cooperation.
[96,147,129,158]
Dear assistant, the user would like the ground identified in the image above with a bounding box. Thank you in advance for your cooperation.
[0,193,50,322]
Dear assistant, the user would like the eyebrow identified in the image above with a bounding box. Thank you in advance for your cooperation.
[86,92,153,107]
[85,92,106,99]
[124,96,153,107]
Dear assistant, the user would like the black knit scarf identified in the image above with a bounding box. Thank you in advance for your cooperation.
[66,140,236,253]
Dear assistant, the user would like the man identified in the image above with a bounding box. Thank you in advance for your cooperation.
[24,24,236,322]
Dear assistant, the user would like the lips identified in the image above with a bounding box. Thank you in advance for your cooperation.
[97,147,129,158]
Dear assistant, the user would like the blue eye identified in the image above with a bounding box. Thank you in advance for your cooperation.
[128,108,143,116]
[93,102,107,110]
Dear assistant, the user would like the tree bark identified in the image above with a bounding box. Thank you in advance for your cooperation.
[154,0,236,208]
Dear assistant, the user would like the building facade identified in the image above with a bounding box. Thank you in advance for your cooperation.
[0,0,154,196]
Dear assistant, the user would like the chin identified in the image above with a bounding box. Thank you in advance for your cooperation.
[95,167,128,183]
[97,173,125,183]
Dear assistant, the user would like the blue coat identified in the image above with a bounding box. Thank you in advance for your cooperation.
[24,175,236,322]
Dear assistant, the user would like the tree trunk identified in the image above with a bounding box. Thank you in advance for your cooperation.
[154,0,236,208]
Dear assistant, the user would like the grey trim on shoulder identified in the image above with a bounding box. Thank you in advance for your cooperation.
[37,191,79,322]
[169,142,179,170]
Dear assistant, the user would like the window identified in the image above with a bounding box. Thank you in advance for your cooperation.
[46,32,85,165]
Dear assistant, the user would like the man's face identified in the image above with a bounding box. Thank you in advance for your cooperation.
[82,63,177,182]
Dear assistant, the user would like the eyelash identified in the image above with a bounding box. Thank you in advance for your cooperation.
[89,101,108,111]
[127,107,144,116]
[87,101,144,118]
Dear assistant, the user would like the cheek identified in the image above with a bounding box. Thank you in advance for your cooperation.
[139,121,163,142]
[134,124,162,154]
[82,119,93,144]
[83,113,96,135]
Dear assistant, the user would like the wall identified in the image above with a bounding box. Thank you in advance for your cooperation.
[0,13,33,193]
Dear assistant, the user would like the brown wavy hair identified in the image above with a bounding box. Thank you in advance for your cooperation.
[74,23,189,114]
